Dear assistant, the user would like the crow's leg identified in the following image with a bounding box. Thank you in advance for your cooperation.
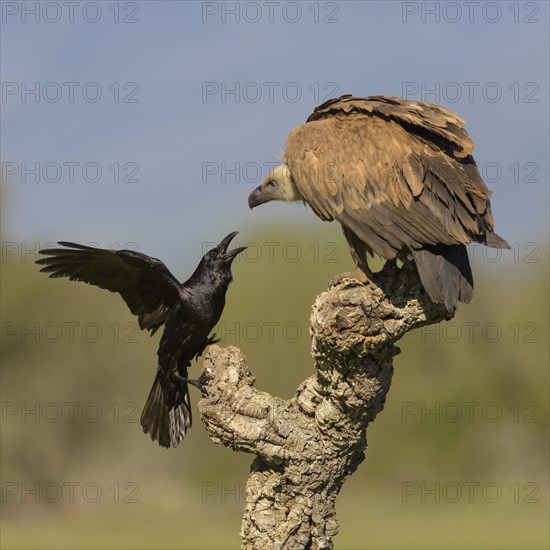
[376,257,399,278]
[175,374,203,391]
[175,371,213,394]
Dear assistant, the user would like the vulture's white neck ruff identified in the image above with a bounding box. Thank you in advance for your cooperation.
[270,164,303,203]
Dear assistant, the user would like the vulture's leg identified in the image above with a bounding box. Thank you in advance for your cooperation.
[372,257,401,294]
[378,257,399,277]
[329,227,375,288]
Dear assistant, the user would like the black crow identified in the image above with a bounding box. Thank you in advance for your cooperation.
[36,232,246,448]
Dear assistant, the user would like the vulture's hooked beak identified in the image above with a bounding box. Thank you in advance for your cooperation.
[248,185,269,209]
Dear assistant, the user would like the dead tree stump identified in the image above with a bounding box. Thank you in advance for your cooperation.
[198,268,451,549]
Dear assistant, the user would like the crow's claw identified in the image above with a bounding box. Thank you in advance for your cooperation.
[198,369,213,388]
[195,333,220,361]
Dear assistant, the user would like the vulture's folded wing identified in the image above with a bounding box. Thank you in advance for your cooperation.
[286,95,502,259]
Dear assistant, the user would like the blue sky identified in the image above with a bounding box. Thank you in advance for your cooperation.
[2,0,548,266]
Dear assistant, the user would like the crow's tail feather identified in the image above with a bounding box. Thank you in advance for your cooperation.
[412,244,473,313]
[140,371,191,448]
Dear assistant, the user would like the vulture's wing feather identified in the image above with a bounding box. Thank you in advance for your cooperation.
[308,95,476,160]
[287,95,503,259]
[37,242,184,331]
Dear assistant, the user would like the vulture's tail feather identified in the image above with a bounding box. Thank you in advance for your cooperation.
[140,371,191,448]
[412,244,473,313]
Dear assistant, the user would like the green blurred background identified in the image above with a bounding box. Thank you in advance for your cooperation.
[2,221,548,549]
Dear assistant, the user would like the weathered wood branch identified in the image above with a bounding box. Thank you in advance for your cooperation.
[198,266,452,549]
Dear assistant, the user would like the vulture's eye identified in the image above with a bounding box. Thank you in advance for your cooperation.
[267,180,276,188]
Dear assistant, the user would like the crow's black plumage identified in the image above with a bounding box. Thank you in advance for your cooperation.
[36,232,246,448]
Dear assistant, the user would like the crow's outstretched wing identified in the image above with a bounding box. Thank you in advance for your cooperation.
[37,242,186,331]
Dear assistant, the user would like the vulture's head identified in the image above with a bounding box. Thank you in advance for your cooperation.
[248,164,302,209]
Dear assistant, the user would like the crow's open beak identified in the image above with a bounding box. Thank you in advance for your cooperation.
[217,231,247,261]
[225,246,247,260]
[217,231,239,252]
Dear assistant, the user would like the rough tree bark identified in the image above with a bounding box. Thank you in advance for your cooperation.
[197,266,452,549]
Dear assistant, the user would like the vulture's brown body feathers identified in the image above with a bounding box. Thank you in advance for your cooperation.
[249,95,509,311]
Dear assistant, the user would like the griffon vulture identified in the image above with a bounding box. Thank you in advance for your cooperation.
[248,95,509,311]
